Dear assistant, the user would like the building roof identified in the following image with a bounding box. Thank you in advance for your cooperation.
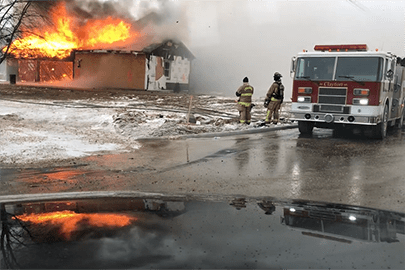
[74,40,195,61]
[75,50,145,55]
[142,39,195,60]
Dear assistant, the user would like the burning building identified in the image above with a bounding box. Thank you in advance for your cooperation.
[73,40,195,91]
[1,1,195,91]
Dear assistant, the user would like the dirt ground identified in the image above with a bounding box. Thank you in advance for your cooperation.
[0,84,206,104]
[0,83,291,169]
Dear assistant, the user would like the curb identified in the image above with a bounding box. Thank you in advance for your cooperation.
[138,124,298,140]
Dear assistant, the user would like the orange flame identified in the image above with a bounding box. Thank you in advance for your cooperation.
[16,210,137,240]
[85,17,131,47]
[4,3,137,59]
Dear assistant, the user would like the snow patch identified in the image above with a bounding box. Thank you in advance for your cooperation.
[0,93,291,165]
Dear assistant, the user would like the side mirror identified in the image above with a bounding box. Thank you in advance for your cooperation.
[290,57,296,78]
[386,69,394,79]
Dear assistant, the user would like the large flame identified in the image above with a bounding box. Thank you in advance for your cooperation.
[4,3,137,59]
[16,210,137,240]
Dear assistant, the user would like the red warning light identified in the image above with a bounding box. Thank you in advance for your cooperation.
[314,44,368,51]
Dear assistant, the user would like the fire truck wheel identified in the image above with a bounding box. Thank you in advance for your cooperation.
[298,121,314,134]
[374,104,388,139]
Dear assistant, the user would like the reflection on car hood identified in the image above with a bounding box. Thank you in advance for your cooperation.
[0,192,404,269]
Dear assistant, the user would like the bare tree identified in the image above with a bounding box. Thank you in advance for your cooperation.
[0,0,32,65]
[0,0,57,65]
[1,205,35,269]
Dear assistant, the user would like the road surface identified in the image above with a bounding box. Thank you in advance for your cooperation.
[1,126,405,213]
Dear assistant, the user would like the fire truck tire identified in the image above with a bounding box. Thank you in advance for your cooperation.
[298,121,314,134]
[374,104,388,139]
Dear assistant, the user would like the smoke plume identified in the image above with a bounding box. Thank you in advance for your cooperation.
[64,0,190,48]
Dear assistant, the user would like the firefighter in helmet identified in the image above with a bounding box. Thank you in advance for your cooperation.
[264,72,284,125]
[236,77,254,125]
[257,200,276,215]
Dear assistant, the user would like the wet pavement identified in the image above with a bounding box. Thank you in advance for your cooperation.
[1,193,404,269]
[1,126,405,214]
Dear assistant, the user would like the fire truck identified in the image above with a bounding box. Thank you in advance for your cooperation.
[290,44,405,139]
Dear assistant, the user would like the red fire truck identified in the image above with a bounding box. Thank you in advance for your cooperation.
[290,44,405,139]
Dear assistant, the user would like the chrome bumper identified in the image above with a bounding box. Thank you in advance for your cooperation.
[290,112,379,126]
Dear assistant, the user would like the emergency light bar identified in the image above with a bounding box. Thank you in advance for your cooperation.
[314,44,368,52]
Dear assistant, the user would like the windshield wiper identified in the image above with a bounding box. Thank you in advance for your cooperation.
[296,76,312,81]
[338,75,365,85]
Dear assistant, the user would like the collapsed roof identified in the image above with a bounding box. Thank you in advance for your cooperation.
[142,39,195,60]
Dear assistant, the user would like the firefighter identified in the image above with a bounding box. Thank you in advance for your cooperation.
[264,72,284,125]
[257,200,276,215]
[236,77,254,125]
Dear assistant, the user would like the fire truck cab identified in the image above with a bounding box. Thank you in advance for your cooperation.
[290,44,405,139]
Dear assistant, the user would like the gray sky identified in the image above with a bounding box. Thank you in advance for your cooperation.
[180,0,405,99]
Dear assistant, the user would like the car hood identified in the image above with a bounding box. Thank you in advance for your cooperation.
[1,191,404,269]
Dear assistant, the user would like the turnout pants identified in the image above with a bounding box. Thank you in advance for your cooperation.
[265,100,282,124]
[238,103,251,124]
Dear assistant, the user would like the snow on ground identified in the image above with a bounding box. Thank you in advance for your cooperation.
[0,93,292,166]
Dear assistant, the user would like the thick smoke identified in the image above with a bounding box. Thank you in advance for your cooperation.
[65,0,133,20]
[186,1,405,98]
[64,0,190,49]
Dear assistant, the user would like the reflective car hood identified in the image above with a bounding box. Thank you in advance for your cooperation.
[1,192,404,269]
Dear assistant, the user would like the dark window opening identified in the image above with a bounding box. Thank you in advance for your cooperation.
[164,61,171,78]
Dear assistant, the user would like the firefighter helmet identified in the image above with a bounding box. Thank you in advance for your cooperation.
[274,72,282,80]
[243,77,249,82]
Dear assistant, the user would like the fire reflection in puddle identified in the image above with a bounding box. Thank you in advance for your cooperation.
[14,211,137,241]
[43,170,85,183]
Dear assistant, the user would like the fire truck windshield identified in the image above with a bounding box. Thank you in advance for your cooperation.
[295,57,335,81]
[295,56,383,82]
[335,57,383,82]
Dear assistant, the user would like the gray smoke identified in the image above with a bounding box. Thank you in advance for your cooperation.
[64,0,189,47]
[65,0,133,20]
[186,1,405,98]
